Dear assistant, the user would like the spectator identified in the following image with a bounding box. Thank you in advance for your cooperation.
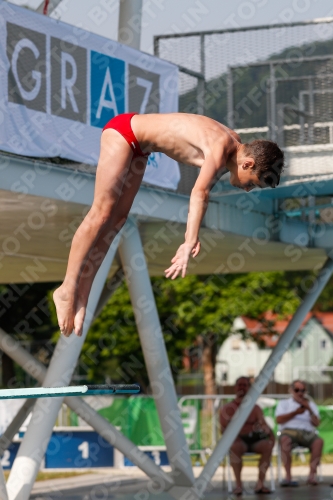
[275,379,323,487]
[220,376,275,496]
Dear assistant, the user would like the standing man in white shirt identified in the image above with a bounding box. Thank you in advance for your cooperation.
[275,379,323,486]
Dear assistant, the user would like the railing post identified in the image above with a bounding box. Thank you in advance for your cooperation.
[197,34,205,115]
[269,63,277,141]
[227,67,234,129]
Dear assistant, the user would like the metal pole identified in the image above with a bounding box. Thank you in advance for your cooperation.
[154,36,160,57]
[269,63,277,141]
[118,218,195,487]
[93,267,124,319]
[308,78,314,145]
[197,257,333,493]
[6,238,121,500]
[0,328,172,488]
[227,68,234,129]
[299,90,305,145]
[118,0,142,50]
[212,398,220,448]
[266,82,271,140]
[276,103,285,148]
[197,34,205,115]
[197,80,205,115]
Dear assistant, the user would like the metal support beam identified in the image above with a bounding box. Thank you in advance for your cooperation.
[0,153,191,225]
[0,328,172,489]
[93,267,124,320]
[6,236,121,500]
[0,399,35,500]
[0,398,36,455]
[197,256,333,494]
[118,218,195,488]
[118,0,142,50]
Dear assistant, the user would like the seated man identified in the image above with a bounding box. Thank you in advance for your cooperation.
[220,376,275,496]
[275,379,323,486]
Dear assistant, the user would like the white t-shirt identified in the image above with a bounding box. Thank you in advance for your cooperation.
[275,397,319,432]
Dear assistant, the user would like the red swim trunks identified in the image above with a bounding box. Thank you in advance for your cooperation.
[103,113,150,159]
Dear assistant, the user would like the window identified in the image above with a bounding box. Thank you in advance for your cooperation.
[296,339,303,348]
[321,339,327,349]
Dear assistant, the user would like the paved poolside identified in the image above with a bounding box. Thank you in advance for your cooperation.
[30,465,333,499]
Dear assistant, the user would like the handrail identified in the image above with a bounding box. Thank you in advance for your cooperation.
[179,394,290,451]
[154,18,333,41]
[178,393,289,407]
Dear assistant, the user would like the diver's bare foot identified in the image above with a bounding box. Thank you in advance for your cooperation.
[73,294,88,337]
[53,286,75,337]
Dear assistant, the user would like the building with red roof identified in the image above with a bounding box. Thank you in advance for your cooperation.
[215,312,333,386]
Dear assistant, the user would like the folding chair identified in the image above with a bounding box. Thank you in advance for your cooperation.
[276,431,323,484]
[226,451,275,493]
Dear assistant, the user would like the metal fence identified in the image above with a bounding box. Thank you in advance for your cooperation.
[228,55,333,148]
[155,19,333,195]
[178,393,333,459]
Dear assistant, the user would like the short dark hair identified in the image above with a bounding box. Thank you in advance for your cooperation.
[291,379,307,390]
[235,376,251,385]
[243,139,285,188]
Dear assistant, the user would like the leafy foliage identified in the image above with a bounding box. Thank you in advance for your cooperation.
[313,275,333,312]
[1,269,332,391]
[0,282,59,387]
[77,271,304,389]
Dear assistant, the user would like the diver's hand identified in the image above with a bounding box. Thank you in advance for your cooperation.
[191,239,201,257]
[165,241,199,279]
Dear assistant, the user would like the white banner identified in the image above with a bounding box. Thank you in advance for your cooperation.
[0,1,180,190]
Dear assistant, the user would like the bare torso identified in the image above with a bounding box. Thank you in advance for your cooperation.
[220,400,262,435]
[131,113,240,171]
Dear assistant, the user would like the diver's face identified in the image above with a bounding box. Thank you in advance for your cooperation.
[230,164,264,192]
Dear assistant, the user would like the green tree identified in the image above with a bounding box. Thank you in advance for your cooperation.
[313,275,333,312]
[46,269,333,395]
[71,271,302,394]
[154,272,301,396]
[0,282,59,387]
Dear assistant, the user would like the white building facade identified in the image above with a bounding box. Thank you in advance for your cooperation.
[215,316,333,386]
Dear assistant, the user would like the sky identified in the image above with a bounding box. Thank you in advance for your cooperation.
[8,0,333,55]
